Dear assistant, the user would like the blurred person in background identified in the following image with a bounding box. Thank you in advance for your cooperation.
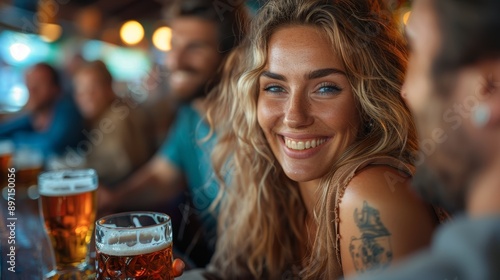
[354,0,500,279]
[61,52,86,97]
[139,63,178,149]
[53,60,155,186]
[0,62,84,160]
[98,0,248,268]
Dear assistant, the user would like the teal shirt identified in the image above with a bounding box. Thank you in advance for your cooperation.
[159,105,218,239]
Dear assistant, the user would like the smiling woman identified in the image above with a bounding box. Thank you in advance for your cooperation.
[257,25,360,186]
[206,0,442,279]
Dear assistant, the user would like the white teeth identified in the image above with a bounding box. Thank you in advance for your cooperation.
[305,141,311,149]
[297,142,305,150]
[284,137,327,150]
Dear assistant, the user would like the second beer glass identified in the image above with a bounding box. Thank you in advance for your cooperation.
[95,212,173,279]
[38,169,98,275]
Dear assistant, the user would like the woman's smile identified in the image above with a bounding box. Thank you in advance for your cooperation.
[257,25,360,183]
[282,136,329,151]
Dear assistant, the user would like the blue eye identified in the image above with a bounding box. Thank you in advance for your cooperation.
[263,85,286,94]
[317,83,342,95]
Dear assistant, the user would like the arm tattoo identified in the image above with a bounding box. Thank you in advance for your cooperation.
[349,201,392,272]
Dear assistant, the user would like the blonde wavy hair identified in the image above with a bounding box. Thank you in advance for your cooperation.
[206,0,417,278]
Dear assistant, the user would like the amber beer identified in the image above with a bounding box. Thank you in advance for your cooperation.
[0,152,12,174]
[16,166,43,201]
[96,240,173,279]
[13,147,43,200]
[95,212,173,280]
[16,166,43,186]
[0,153,12,188]
[38,169,98,271]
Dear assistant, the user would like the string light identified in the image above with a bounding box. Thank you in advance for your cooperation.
[120,20,144,45]
[152,26,172,51]
[39,23,62,42]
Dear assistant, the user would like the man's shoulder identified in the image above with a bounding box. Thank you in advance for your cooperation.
[353,215,500,280]
[433,214,500,250]
[173,103,208,133]
[178,101,203,115]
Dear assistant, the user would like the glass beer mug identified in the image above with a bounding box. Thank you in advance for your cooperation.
[38,169,98,276]
[95,212,174,279]
[14,147,43,200]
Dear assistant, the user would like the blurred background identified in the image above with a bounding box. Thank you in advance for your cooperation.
[0,0,180,114]
[0,0,410,115]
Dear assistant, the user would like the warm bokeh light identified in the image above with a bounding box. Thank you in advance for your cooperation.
[152,26,172,51]
[39,23,62,42]
[120,20,144,45]
[403,11,411,25]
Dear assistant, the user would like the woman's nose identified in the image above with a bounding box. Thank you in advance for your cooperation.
[283,92,314,128]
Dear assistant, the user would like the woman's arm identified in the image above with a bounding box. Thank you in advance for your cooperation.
[339,165,438,278]
[98,156,184,215]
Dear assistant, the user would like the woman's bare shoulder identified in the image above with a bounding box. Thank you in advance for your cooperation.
[346,165,412,199]
[338,165,438,277]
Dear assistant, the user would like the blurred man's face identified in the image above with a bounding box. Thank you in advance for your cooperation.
[25,66,59,112]
[74,71,114,121]
[165,17,223,100]
[404,0,483,212]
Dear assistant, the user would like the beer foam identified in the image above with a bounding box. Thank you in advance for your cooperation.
[98,241,171,256]
[38,170,97,196]
[98,233,171,256]
[96,212,172,257]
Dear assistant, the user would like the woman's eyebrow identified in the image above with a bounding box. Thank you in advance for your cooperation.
[261,68,346,81]
[261,71,286,81]
[307,68,346,79]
